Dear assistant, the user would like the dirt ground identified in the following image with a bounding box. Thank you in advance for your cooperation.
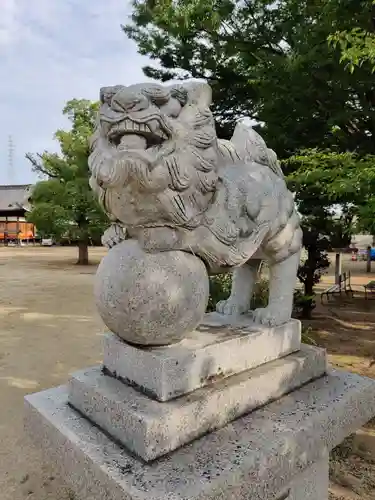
[0,247,375,499]
[0,246,106,499]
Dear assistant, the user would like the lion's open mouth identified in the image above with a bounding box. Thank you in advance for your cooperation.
[108,118,169,149]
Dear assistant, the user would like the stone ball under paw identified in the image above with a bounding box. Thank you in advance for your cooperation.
[95,239,209,346]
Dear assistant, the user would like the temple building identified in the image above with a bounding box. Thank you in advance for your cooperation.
[0,185,35,243]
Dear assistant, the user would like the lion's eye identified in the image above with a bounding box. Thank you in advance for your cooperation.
[127,98,143,109]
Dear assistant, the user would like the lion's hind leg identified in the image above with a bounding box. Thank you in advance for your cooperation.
[216,260,261,316]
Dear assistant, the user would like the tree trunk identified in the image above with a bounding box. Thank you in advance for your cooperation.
[77,241,89,265]
[302,249,316,320]
[302,276,314,320]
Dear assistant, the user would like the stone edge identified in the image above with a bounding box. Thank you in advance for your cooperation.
[69,344,326,461]
[104,319,301,401]
[25,369,375,500]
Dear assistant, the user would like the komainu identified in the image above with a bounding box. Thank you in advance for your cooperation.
[89,82,302,326]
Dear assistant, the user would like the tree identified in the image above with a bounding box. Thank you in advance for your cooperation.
[329,28,375,72]
[328,1,375,72]
[286,149,375,315]
[26,99,108,265]
[125,0,375,314]
[124,0,375,157]
[287,150,375,233]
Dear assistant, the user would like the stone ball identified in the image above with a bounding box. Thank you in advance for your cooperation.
[94,239,209,346]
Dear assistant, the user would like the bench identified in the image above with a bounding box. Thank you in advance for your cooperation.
[321,271,353,304]
[363,280,375,300]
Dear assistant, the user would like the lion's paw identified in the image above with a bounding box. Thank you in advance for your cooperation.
[251,307,288,327]
[102,224,126,249]
[216,299,248,316]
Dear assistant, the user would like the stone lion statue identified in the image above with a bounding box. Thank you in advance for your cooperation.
[89,81,302,326]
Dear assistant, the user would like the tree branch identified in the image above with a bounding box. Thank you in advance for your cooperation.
[25,153,59,179]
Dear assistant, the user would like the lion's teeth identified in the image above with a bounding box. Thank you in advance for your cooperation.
[114,120,166,139]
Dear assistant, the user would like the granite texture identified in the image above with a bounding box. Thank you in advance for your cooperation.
[286,455,329,500]
[89,81,302,328]
[69,344,325,461]
[95,239,209,346]
[25,369,375,500]
[104,316,301,401]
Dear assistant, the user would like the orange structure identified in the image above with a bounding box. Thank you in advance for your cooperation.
[0,185,36,243]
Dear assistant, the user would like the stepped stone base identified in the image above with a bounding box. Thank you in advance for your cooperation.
[25,370,375,500]
[104,315,301,401]
[69,344,326,461]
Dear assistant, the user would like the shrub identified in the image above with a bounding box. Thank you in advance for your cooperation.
[292,290,316,319]
[250,279,269,309]
[207,274,232,312]
[207,275,269,312]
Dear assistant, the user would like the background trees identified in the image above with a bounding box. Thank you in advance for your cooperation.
[124,0,375,156]
[26,99,108,265]
[286,150,375,311]
[124,0,375,315]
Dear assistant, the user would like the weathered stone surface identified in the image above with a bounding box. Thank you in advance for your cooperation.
[25,369,375,500]
[89,81,302,328]
[104,316,301,401]
[69,344,326,461]
[95,239,209,346]
[285,455,329,500]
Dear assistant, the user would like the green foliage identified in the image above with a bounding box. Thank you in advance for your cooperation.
[124,0,375,155]
[207,275,269,312]
[207,274,232,312]
[329,0,375,72]
[250,279,269,310]
[26,99,108,263]
[293,290,317,321]
[125,0,375,317]
[283,149,373,316]
[286,149,375,235]
[329,28,375,73]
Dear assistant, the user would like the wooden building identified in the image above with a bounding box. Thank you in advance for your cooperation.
[0,185,35,243]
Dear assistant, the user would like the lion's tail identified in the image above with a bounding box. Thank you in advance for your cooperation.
[218,122,284,178]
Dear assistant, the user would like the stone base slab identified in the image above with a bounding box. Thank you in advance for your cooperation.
[25,370,375,500]
[104,315,301,401]
[286,455,329,500]
[69,344,326,461]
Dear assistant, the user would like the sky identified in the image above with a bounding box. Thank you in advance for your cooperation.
[0,0,155,185]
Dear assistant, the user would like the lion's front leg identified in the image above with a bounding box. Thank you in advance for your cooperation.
[216,260,261,316]
[252,252,300,326]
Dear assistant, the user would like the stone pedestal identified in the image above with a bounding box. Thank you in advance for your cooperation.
[24,316,375,500]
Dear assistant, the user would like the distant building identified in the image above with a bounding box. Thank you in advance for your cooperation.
[0,185,35,243]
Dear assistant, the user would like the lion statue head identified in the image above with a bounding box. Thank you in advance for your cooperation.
[89,81,221,233]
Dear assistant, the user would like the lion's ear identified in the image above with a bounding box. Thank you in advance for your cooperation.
[99,85,125,104]
[182,81,212,108]
[170,82,212,108]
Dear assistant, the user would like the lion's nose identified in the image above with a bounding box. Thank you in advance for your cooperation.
[111,90,148,112]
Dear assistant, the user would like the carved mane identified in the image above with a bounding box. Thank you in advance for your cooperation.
[89,81,297,271]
